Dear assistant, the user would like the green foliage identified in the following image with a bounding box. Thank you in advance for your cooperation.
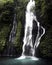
[0,0,14,52]
[0,0,13,3]
[0,26,10,51]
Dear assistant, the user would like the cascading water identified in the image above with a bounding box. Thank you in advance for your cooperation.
[22,0,35,56]
[18,0,45,60]
[9,13,17,43]
[7,13,17,56]
[3,12,17,56]
[2,0,17,56]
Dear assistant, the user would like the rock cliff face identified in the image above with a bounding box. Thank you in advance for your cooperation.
[0,0,52,58]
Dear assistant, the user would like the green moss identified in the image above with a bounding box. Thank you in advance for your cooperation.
[0,0,13,3]
[14,21,22,46]
[13,21,22,53]
[0,26,10,51]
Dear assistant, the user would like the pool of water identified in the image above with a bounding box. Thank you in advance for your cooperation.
[0,57,52,65]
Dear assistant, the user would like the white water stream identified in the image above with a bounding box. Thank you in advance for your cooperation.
[18,0,45,60]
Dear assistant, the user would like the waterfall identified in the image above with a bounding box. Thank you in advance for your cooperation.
[2,0,17,56]
[6,0,18,56]
[6,13,17,56]
[22,0,35,56]
[9,13,17,43]
[18,0,45,60]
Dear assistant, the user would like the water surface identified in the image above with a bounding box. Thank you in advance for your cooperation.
[0,58,52,65]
